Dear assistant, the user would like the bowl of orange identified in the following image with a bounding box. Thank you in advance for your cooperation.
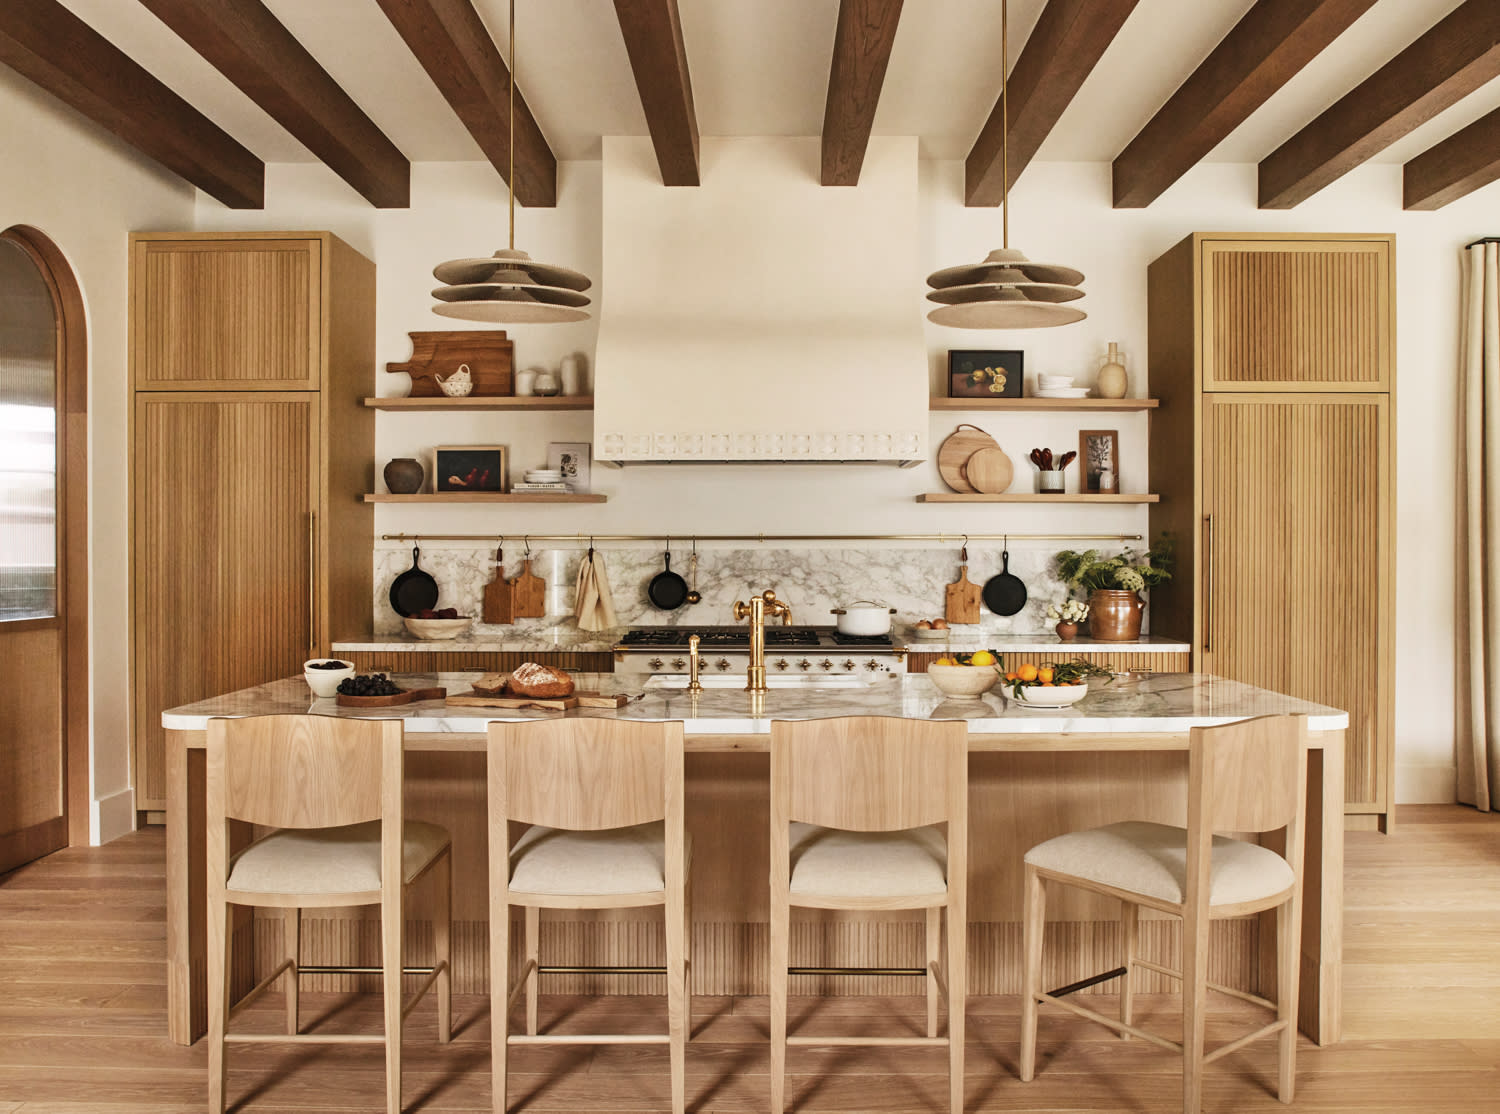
[1002,661,1093,707]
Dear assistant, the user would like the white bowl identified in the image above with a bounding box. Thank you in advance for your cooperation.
[1038,375,1074,389]
[926,663,1002,698]
[303,659,355,698]
[1010,682,1089,708]
[1035,387,1091,399]
[403,616,473,640]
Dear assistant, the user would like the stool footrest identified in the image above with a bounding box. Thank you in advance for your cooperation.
[1048,966,1127,998]
[296,965,438,976]
[537,965,668,975]
[787,1036,949,1047]
[787,966,927,977]
[508,1034,670,1045]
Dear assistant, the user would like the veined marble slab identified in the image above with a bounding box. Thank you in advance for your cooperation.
[902,634,1189,654]
[163,672,1347,734]
[332,634,620,654]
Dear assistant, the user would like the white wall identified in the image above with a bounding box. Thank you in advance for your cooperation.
[0,68,197,842]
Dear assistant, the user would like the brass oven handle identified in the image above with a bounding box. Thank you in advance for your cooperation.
[1202,514,1212,654]
[687,634,702,692]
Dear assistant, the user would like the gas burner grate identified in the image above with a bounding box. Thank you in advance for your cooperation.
[829,630,899,648]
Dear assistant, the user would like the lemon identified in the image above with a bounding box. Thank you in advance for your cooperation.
[971,650,996,666]
[935,657,955,666]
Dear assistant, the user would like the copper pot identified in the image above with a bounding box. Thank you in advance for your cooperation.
[1087,589,1144,641]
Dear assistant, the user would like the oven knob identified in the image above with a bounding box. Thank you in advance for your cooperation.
[865,659,883,671]
[670,658,685,670]
[842,659,855,671]
[819,659,833,671]
[648,658,663,670]
[716,659,731,671]
[797,659,811,670]
[774,659,789,670]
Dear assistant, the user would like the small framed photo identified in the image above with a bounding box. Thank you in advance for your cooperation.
[547,442,591,493]
[433,444,508,493]
[948,350,1023,399]
[1079,429,1120,493]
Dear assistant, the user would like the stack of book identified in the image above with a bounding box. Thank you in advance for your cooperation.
[511,481,571,493]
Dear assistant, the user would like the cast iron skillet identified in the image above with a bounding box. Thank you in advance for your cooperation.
[982,549,1027,616]
[390,545,440,616]
[647,550,689,610]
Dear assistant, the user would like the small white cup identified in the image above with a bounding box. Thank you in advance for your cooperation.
[304,659,355,698]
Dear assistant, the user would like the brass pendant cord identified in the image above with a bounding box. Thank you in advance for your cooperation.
[1001,0,1008,252]
[508,0,515,252]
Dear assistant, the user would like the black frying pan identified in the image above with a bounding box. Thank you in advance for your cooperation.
[647,550,688,610]
[982,549,1027,616]
[390,545,440,616]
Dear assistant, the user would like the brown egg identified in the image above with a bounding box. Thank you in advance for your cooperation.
[931,618,949,629]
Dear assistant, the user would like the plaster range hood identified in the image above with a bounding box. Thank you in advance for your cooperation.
[594,136,928,466]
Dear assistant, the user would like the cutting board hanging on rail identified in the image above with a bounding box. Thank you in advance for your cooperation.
[944,548,982,624]
[510,558,547,619]
[482,541,514,624]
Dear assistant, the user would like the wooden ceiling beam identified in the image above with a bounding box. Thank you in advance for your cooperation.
[137,0,409,208]
[0,0,263,208]
[1259,0,1500,209]
[1112,0,1377,209]
[612,0,699,187]
[820,0,904,187]
[375,0,555,207]
[965,0,1139,207]
[1403,106,1500,210]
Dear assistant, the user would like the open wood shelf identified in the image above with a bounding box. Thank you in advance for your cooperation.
[916,493,1160,503]
[363,396,593,411]
[930,397,1158,412]
[364,492,607,504]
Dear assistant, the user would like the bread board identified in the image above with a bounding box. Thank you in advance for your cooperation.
[448,691,632,711]
[336,686,446,708]
[509,559,546,618]
[936,424,999,493]
[963,446,1014,494]
[944,565,982,624]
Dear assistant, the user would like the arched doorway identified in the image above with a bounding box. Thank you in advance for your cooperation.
[0,225,88,870]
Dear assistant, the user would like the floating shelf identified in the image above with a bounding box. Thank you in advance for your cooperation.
[364,493,607,504]
[363,396,593,412]
[916,493,1160,504]
[930,397,1158,412]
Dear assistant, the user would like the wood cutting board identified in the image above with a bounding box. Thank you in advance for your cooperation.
[963,446,1014,494]
[448,691,631,711]
[936,424,999,493]
[482,544,513,624]
[945,564,982,624]
[336,686,446,708]
[509,559,546,618]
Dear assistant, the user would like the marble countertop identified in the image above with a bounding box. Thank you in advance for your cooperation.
[163,672,1347,734]
[332,632,1189,655]
[901,634,1189,653]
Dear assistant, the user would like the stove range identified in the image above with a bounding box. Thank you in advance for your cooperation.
[614,625,904,677]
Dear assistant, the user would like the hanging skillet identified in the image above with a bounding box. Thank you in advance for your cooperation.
[647,546,689,610]
[982,543,1027,616]
[390,544,440,617]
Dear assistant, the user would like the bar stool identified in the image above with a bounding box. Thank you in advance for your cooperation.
[486,718,689,1114]
[1019,714,1308,1114]
[769,715,968,1114]
[206,714,452,1114]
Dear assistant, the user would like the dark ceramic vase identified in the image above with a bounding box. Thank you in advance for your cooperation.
[384,457,425,494]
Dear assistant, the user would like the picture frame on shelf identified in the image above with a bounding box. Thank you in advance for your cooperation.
[433,444,508,493]
[948,350,1023,399]
[1079,429,1119,493]
[547,441,591,494]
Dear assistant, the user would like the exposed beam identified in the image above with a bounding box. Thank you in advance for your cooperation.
[0,0,262,208]
[1403,106,1500,210]
[1112,0,1378,209]
[965,0,1139,207]
[137,0,409,208]
[1259,0,1500,209]
[612,0,699,187]
[375,0,555,207]
[820,0,903,187]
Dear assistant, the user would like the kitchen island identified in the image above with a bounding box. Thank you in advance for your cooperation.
[162,672,1345,1048]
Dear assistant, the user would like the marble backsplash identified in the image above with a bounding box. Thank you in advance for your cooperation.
[372,543,1150,639]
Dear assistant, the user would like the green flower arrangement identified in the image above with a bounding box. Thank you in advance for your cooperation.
[1055,535,1173,595]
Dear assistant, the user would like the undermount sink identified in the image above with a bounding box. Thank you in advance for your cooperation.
[644,674,878,690]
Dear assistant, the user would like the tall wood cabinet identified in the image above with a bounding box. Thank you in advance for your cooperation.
[1148,232,1395,828]
[130,232,375,813]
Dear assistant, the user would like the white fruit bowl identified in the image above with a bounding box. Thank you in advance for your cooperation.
[1009,683,1089,708]
[926,664,1002,698]
[303,659,355,698]
[403,616,473,640]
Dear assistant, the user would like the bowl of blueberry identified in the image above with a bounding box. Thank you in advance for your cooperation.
[304,658,356,698]
[403,608,472,640]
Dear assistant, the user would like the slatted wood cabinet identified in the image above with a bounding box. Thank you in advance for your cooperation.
[131,232,375,813]
[1148,232,1395,828]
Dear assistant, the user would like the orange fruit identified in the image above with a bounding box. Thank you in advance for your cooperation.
[1017,663,1038,682]
[1038,666,1054,683]
[1004,671,1017,681]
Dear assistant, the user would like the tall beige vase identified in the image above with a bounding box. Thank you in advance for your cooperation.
[1097,342,1128,399]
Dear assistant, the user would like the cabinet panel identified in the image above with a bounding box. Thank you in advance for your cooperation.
[1201,240,1391,392]
[1203,395,1390,812]
[133,394,316,808]
[132,239,320,390]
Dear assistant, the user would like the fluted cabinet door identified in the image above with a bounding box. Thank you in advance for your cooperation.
[1203,394,1391,813]
[132,394,317,809]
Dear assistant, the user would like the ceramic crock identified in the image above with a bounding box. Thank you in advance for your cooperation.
[1087,589,1145,641]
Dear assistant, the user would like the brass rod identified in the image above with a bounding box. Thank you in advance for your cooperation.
[508,0,515,251]
[296,965,438,976]
[787,966,927,977]
[1001,0,1009,250]
[537,965,668,975]
[381,532,1142,544]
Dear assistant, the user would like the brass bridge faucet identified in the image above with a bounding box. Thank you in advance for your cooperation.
[732,589,793,694]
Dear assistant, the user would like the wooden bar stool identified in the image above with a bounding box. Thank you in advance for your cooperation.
[1019,714,1309,1114]
[769,715,968,1114]
[206,714,452,1114]
[486,718,689,1114]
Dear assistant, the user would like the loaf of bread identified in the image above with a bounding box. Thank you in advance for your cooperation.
[506,662,575,699]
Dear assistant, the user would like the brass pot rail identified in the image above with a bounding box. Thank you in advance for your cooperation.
[379,531,1142,544]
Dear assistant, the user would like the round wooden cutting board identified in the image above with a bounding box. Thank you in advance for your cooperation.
[936,424,999,493]
[963,446,1014,494]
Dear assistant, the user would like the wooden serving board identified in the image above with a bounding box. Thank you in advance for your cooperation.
[510,559,546,618]
[945,565,982,624]
[482,546,513,624]
[447,691,631,710]
[963,446,1014,494]
[385,330,513,397]
[936,424,999,493]
[336,686,446,708]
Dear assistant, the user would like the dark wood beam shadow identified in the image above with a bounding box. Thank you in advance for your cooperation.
[1404,106,1500,210]
[613,0,699,187]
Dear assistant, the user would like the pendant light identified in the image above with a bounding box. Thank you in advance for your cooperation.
[431,0,591,323]
[926,0,1084,329]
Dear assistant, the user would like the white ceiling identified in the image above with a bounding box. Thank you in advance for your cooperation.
[48,0,1500,181]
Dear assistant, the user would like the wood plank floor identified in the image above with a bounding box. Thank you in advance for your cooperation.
[0,804,1495,1112]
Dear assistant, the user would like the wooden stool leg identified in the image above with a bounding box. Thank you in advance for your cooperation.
[1019,864,1045,1083]
[666,878,688,1114]
[489,897,510,1114]
[1182,908,1209,1114]
[208,896,230,1114]
[946,893,966,1114]
[769,894,790,1113]
[1277,895,1300,1102]
[282,906,300,1035]
[435,851,452,1043]
[927,906,941,1038]
[1120,900,1138,1040]
[684,870,694,1041]
[525,906,540,1036]
[382,894,403,1114]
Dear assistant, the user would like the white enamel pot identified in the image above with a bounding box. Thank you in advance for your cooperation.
[830,600,896,636]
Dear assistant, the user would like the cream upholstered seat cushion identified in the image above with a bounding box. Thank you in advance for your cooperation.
[509,821,667,896]
[788,822,947,899]
[1024,820,1294,907]
[227,820,450,897]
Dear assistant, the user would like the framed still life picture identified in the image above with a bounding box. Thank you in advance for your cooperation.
[547,442,592,494]
[948,350,1024,399]
[1079,429,1120,493]
[433,444,508,493]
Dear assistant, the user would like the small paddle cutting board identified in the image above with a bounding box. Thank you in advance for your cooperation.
[945,565,982,624]
[447,691,631,711]
[482,547,514,624]
[509,559,546,618]
[336,686,446,708]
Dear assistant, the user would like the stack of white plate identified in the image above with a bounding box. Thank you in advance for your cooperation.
[1035,387,1091,398]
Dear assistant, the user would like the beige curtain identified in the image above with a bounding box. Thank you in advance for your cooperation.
[1458,240,1500,811]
